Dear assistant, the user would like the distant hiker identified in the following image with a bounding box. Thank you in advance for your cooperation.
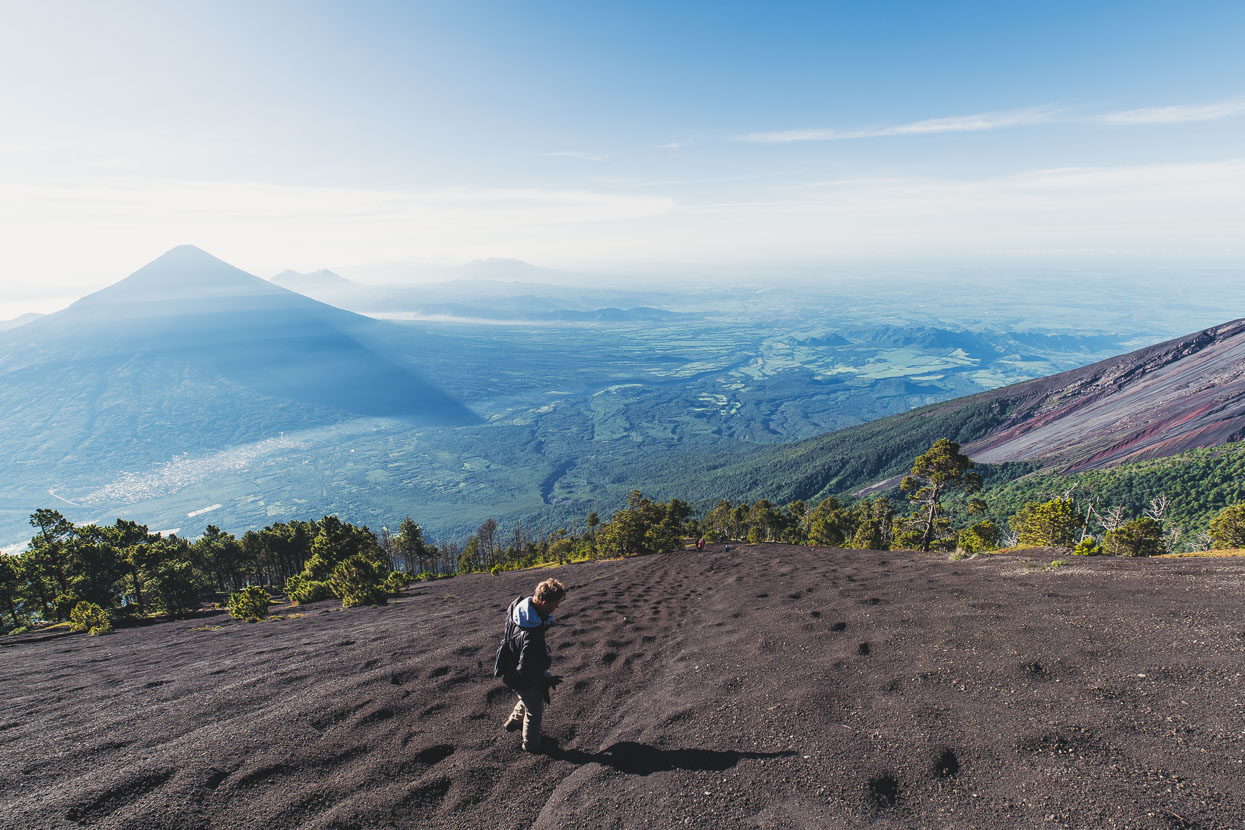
[497,577,567,752]
[696,537,705,552]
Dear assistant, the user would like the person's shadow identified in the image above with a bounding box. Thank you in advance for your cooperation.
[540,738,796,776]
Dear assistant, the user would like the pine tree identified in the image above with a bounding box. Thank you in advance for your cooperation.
[901,439,981,552]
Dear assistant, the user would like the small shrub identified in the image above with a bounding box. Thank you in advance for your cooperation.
[302,551,336,581]
[1104,517,1166,557]
[1045,559,1071,571]
[414,571,437,582]
[1010,498,1079,548]
[8,626,29,635]
[958,520,1000,553]
[286,574,334,604]
[53,592,84,622]
[1209,502,1245,549]
[849,519,888,551]
[383,570,412,595]
[69,601,113,635]
[548,537,575,563]
[227,585,271,622]
[329,554,389,608]
[1073,537,1102,556]
[890,523,923,551]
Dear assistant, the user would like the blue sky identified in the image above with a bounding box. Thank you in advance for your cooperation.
[2,1,1244,313]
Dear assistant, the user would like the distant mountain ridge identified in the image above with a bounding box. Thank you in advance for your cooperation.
[406,304,689,323]
[269,264,691,323]
[269,267,393,311]
[836,324,1125,361]
[271,268,358,290]
[0,312,42,331]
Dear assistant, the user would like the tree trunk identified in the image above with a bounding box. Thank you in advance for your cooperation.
[31,581,51,620]
[920,485,942,552]
[131,568,145,612]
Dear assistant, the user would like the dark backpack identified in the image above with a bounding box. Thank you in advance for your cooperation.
[493,597,521,678]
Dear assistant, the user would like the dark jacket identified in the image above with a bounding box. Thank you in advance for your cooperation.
[501,596,553,691]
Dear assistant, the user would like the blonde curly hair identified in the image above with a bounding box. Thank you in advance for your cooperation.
[534,578,567,604]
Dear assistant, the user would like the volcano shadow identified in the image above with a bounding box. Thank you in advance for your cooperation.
[543,739,796,775]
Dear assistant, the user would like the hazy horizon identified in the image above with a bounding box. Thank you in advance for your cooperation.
[2,0,1244,319]
[7,247,1245,323]
[7,243,1245,338]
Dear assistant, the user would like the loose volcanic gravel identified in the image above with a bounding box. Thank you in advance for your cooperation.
[2,546,1244,829]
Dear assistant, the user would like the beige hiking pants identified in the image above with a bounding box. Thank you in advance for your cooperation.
[508,686,545,750]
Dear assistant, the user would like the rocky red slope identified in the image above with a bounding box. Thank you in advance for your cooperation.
[3,546,1243,829]
[963,318,1245,471]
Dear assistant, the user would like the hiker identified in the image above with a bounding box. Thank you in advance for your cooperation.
[498,577,567,752]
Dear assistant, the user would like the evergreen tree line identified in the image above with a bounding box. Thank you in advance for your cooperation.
[456,439,1245,570]
[0,511,443,631]
[6,439,1245,633]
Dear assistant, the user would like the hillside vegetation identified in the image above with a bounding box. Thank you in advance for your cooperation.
[9,436,1245,635]
[982,441,1245,536]
[560,397,1011,510]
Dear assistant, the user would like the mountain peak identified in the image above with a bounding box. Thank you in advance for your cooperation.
[0,312,43,332]
[71,246,286,310]
[163,243,216,259]
[140,244,241,273]
[132,244,259,281]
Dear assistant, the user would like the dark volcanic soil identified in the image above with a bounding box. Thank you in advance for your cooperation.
[3,546,1244,829]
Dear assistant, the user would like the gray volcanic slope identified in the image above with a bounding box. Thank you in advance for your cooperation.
[3,546,1243,829]
[964,318,1245,471]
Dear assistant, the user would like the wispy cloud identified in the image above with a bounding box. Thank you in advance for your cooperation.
[1096,97,1245,125]
[546,151,604,161]
[740,96,1245,143]
[664,159,1245,261]
[659,139,692,150]
[739,107,1056,143]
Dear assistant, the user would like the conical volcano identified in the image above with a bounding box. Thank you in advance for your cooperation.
[0,246,479,482]
[75,245,283,305]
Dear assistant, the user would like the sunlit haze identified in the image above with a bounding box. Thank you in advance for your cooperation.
[2,1,1244,318]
